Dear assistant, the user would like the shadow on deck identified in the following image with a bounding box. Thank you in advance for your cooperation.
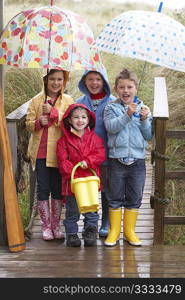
[0,156,185,278]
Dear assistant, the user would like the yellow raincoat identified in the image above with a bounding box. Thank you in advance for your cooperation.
[25,72,74,170]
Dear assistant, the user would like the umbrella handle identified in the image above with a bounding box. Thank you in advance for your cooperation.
[157,2,163,12]
[133,96,141,118]
[44,69,50,103]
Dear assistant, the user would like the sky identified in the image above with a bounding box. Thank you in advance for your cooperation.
[109,0,185,10]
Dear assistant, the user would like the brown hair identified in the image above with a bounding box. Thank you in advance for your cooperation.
[64,106,95,130]
[43,69,69,97]
[114,68,139,90]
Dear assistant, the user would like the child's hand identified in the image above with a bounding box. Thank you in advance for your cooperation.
[42,103,51,114]
[127,103,137,117]
[140,105,150,121]
[80,161,88,169]
[39,115,48,126]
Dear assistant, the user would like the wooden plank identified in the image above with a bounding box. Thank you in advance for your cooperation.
[0,260,185,278]
[166,130,185,139]
[164,216,185,225]
[32,219,153,227]
[166,170,185,179]
[153,77,169,119]
[0,270,184,278]
[31,232,154,240]
[31,225,154,234]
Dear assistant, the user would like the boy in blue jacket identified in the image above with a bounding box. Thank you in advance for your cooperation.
[103,68,153,247]
[76,67,115,241]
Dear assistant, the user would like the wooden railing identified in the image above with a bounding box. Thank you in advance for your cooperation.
[0,77,185,245]
[5,100,37,236]
[150,77,185,244]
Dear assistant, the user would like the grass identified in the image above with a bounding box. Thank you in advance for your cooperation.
[4,68,43,114]
[2,1,185,244]
[18,192,30,229]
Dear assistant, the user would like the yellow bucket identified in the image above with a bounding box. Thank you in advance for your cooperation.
[71,162,100,214]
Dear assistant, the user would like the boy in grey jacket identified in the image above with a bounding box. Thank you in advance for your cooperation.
[103,68,153,247]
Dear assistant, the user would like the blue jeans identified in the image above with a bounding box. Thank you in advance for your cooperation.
[106,158,146,209]
[63,196,80,235]
[63,196,99,234]
[82,212,99,230]
[36,159,62,201]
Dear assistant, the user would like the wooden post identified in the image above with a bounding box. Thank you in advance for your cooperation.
[152,77,169,245]
[153,119,167,244]
[0,0,7,246]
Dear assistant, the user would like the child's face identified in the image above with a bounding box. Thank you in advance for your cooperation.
[115,79,137,105]
[47,71,64,97]
[85,72,104,95]
[69,108,89,134]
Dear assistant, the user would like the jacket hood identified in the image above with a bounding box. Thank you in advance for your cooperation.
[78,66,111,97]
[62,103,96,132]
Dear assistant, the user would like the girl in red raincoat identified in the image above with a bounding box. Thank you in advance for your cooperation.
[56,103,106,247]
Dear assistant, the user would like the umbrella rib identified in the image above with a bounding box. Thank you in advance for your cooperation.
[138,2,164,91]
[61,10,74,70]
[47,7,53,69]
[21,9,40,68]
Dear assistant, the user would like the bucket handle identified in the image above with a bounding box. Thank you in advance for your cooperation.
[71,162,97,184]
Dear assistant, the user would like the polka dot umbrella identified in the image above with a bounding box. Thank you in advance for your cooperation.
[0,4,103,71]
[94,10,185,73]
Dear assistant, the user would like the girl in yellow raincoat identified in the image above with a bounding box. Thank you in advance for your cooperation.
[26,69,74,241]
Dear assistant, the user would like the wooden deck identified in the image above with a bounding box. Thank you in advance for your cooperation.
[0,156,185,279]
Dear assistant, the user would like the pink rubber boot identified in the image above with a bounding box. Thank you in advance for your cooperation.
[51,199,65,239]
[37,200,54,240]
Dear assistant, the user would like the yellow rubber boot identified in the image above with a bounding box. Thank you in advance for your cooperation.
[104,208,122,246]
[123,209,142,246]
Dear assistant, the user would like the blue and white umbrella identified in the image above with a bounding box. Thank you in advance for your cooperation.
[94,10,185,72]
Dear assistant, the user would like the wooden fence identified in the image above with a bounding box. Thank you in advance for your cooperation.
[150,77,185,244]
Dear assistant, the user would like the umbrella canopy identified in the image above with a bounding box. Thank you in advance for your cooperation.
[0,5,102,71]
[94,10,185,72]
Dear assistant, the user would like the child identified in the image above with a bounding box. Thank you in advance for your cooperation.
[76,68,115,237]
[25,69,74,241]
[56,103,106,247]
[103,68,153,247]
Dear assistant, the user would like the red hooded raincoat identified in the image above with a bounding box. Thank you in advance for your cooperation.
[56,103,106,195]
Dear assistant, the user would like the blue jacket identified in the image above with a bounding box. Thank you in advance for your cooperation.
[76,68,115,156]
[103,98,153,159]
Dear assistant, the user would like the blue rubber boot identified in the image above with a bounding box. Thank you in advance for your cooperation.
[99,192,109,237]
